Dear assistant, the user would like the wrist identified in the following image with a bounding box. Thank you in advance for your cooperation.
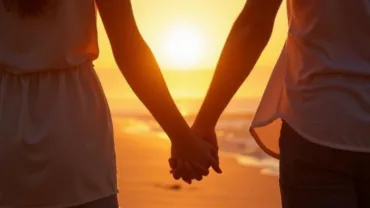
[192,117,216,131]
[193,108,220,130]
[167,125,193,146]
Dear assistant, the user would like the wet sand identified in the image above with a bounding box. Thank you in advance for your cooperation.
[113,119,281,208]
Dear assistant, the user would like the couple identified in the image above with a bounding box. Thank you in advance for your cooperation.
[1,0,370,208]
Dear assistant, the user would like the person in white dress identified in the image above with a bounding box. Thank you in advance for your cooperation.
[170,0,370,207]
[0,0,220,207]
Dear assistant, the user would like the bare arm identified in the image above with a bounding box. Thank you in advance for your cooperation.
[193,0,283,129]
[96,0,192,145]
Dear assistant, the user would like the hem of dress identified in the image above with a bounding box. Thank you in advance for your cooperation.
[0,189,119,208]
[250,115,370,160]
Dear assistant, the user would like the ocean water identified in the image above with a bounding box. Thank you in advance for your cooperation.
[112,98,279,176]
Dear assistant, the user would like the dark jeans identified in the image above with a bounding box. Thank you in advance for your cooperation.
[70,195,118,208]
[279,122,370,208]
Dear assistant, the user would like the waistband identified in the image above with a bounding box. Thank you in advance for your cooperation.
[0,61,94,76]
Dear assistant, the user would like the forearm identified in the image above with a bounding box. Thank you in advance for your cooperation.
[194,14,273,129]
[116,37,191,144]
[97,0,192,144]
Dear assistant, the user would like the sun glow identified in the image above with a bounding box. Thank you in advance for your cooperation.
[159,25,205,70]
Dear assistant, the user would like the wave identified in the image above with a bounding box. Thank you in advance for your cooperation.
[116,113,279,176]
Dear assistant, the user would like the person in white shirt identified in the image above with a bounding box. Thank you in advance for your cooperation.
[0,0,220,207]
[170,0,370,207]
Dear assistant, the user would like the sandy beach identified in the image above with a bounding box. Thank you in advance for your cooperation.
[113,119,281,208]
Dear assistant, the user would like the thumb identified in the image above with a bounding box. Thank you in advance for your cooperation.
[207,153,222,174]
[168,158,177,169]
[210,148,222,174]
[212,163,223,174]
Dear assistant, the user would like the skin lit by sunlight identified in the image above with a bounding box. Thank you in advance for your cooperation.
[160,26,205,70]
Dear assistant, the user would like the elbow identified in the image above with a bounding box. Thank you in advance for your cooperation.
[236,13,275,47]
[254,24,273,47]
[111,41,139,72]
[112,49,128,71]
[238,19,274,51]
[235,22,273,51]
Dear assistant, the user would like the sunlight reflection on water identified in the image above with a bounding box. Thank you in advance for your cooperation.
[119,115,279,176]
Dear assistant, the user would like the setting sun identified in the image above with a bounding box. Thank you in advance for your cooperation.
[160,25,205,70]
[95,0,288,99]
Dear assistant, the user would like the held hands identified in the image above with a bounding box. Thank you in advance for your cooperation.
[169,125,222,184]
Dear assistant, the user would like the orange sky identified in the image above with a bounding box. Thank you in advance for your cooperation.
[94,0,288,100]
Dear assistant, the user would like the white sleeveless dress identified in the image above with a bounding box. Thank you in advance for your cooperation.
[250,0,370,158]
[0,1,117,207]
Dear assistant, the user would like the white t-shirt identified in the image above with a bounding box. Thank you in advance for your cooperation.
[250,0,370,158]
[0,0,99,73]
